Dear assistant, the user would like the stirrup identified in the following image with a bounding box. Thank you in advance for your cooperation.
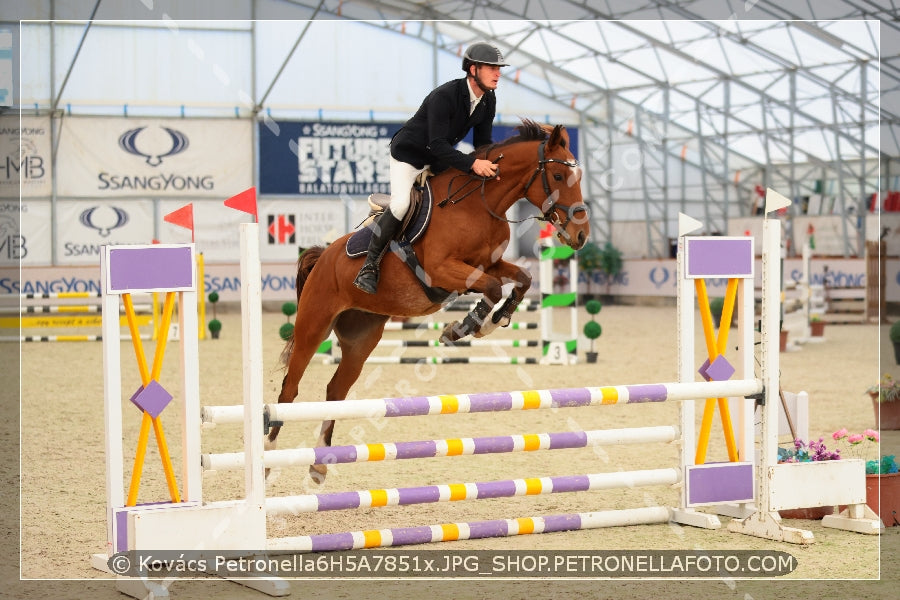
[353,263,380,294]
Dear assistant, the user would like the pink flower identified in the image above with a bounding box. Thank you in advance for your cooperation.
[832,428,848,441]
[848,433,865,445]
[864,429,880,442]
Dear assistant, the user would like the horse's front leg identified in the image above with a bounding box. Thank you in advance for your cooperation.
[429,261,504,344]
[475,261,532,338]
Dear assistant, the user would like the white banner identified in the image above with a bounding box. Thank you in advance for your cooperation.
[0,199,50,266]
[158,197,369,263]
[0,115,52,197]
[258,198,369,262]
[56,199,155,265]
[56,117,252,198]
[160,198,247,261]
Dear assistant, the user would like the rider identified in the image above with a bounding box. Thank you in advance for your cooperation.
[353,41,507,294]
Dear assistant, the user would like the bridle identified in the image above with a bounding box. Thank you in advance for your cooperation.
[440,138,588,245]
[521,139,588,245]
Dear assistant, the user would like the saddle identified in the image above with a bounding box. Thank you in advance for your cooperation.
[345,180,433,258]
[344,176,451,303]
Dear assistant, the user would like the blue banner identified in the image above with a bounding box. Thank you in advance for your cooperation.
[258,120,578,197]
[259,121,399,196]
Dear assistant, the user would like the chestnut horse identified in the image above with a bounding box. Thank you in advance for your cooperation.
[270,119,590,482]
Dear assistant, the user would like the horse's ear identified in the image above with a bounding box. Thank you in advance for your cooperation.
[547,125,568,151]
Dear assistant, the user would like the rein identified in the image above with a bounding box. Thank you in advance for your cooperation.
[439,139,585,235]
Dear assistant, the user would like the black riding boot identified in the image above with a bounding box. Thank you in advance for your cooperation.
[353,210,403,294]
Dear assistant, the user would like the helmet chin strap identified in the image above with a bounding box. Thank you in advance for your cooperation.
[470,66,492,93]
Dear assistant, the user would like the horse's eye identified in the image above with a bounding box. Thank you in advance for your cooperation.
[554,173,563,181]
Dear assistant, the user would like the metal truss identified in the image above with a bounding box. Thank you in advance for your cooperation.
[29,0,898,257]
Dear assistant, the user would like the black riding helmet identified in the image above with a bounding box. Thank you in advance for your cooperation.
[461,42,509,72]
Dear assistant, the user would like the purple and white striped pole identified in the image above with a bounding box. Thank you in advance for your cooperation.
[263,468,679,515]
[266,507,672,553]
[201,425,677,472]
[202,379,761,425]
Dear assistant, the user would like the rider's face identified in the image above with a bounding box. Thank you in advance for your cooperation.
[473,64,502,91]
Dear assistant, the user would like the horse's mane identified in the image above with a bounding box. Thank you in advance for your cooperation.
[475,118,561,156]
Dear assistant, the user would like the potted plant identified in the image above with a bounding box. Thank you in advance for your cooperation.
[583,299,602,363]
[832,429,899,527]
[280,301,297,341]
[866,374,900,429]
[207,291,221,339]
[597,241,623,303]
[208,318,222,339]
[891,321,900,364]
[865,454,900,527]
[809,314,825,337]
[709,297,725,325]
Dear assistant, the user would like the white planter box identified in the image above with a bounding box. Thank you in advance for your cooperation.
[768,459,867,510]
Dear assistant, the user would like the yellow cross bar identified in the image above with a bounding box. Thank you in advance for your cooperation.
[694,278,740,465]
[124,291,182,506]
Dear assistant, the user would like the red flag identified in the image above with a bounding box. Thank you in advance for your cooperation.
[539,223,554,239]
[163,203,194,242]
[224,187,257,222]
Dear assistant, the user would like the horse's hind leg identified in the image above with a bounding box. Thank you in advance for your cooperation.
[309,310,389,483]
[267,309,335,449]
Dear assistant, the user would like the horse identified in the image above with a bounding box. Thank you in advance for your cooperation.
[269,119,591,483]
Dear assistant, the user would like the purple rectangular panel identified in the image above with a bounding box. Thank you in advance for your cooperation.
[685,238,753,279]
[116,509,128,553]
[686,462,754,506]
[107,245,194,293]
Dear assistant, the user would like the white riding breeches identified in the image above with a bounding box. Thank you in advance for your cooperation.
[388,156,428,220]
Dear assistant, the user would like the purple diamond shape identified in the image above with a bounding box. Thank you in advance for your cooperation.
[700,355,735,382]
[698,358,712,381]
[129,380,173,418]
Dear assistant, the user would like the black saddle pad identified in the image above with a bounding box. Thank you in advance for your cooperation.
[345,182,433,258]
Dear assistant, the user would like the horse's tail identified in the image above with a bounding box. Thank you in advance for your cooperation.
[280,246,325,365]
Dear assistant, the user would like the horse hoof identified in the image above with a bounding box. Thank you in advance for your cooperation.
[474,316,503,338]
[309,464,327,485]
[440,323,461,345]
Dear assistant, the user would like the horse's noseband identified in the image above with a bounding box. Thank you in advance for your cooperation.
[523,139,587,243]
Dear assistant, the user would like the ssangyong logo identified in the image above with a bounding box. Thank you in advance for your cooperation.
[99,125,212,192]
[118,126,189,167]
[79,206,129,237]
